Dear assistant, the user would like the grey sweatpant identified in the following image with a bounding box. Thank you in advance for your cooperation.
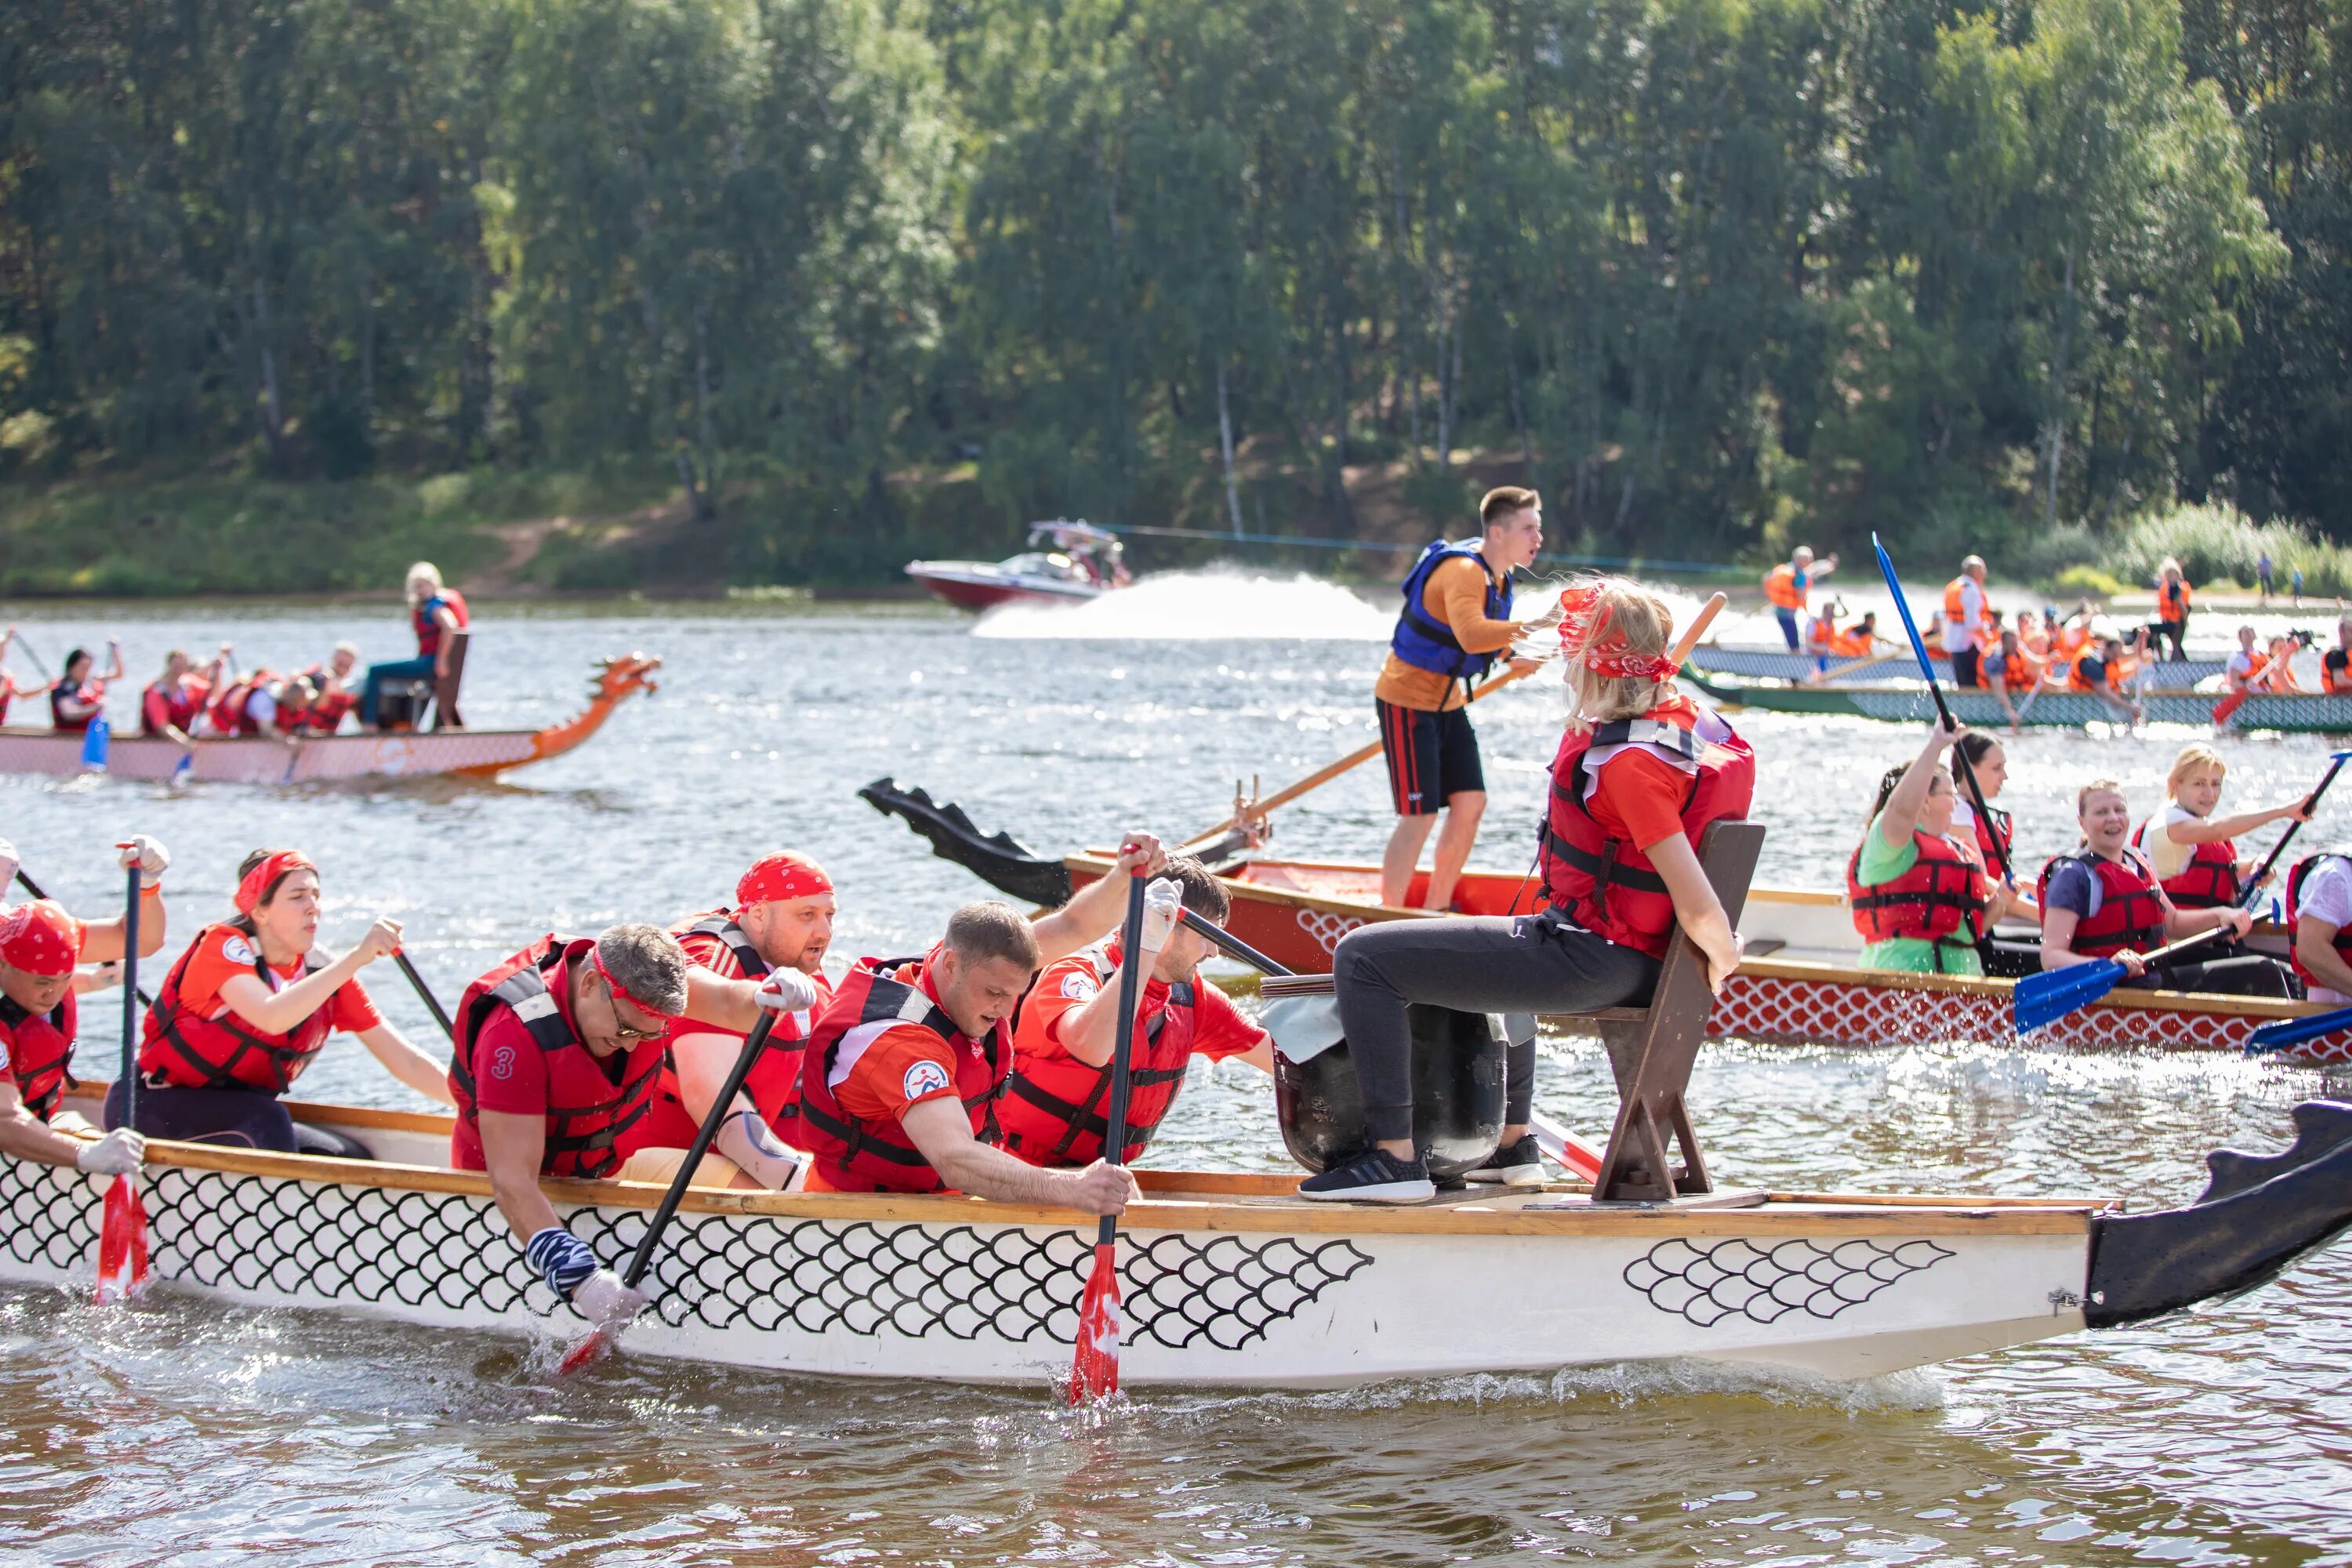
[1331,915,1661,1143]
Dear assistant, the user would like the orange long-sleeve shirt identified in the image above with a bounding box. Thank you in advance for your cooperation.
[1372,554,1524,712]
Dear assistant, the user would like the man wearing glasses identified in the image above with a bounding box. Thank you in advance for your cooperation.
[449,922,816,1332]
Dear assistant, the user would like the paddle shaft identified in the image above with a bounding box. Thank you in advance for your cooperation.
[1871,538,2013,886]
[394,952,457,1041]
[4,629,53,681]
[1095,874,1149,1247]
[1178,590,1727,850]
[1178,907,1292,976]
[13,867,157,1009]
[620,1011,778,1290]
[120,859,140,1129]
[2240,753,2350,903]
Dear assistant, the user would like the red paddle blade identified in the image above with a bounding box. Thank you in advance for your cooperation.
[93,1174,149,1305]
[557,1327,612,1376]
[1068,1242,1123,1405]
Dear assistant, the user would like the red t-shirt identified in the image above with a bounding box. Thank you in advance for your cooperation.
[1584,746,1699,851]
[828,950,974,1126]
[174,926,381,1033]
[1012,938,1265,1065]
[448,946,667,1171]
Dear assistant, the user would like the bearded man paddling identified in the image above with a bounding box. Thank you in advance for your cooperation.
[0,836,168,1176]
[449,924,818,1331]
[632,850,839,1190]
[1000,856,1272,1168]
[788,834,1169,1210]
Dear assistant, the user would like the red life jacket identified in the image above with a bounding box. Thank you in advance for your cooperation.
[0,989,77,1121]
[449,935,666,1179]
[2131,817,2240,909]
[414,591,470,657]
[788,956,1009,1193]
[142,678,204,735]
[2285,855,2352,988]
[295,665,357,733]
[1846,831,1988,964]
[2037,851,2167,959]
[138,924,334,1092]
[656,909,823,1132]
[1538,706,1756,959]
[997,940,1198,1166]
[1970,804,2013,875]
[205,672,280,737]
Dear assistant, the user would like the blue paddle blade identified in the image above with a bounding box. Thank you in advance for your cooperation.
[2245,1002,2352,1056]
[79,715,109,771]
[2013,958,2127,1033]
[1870,534,1938,681]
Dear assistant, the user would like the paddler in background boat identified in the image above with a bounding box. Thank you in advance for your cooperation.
[293,644,361,735]
[0,837,165,1176]
[1830,610,1881,658]
[1375,487,1549,910]
[1940,556,1994,688]
[0,626,53,726]
[1303,578,1752,1204]
[361,561,469,730]
[2261,633,2308,691]
[49,641,122,732]
[2286,851,2352,1003]
[2321,619,2352,693]
[448,924,818,1330]
[2066,627,2148,725]
[631,849,841,1191]
[2149,558,2193,662]
[2017,608,2052,659]
[1848,721,2018,976]
[1762,545,1836,652]
[1000,855,1272,1169]
[140,646,227,740]
[196,666,320,741]
[789,833,1168,1207]
[120,849,455,1151]
[1804,599,1840,673]
[1950,731,2042,975]
[2132,744,2308,911]
[1980,626,2045,731]
[2037,782,2293,996]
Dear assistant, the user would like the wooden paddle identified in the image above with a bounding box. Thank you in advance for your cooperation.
[558,1010,780,1374]
[1809,646,1900,684]
[93,848,150,1304]
[2235,750,2352,908]
[1181,590,1730,849]
[1070,872,1148,1403]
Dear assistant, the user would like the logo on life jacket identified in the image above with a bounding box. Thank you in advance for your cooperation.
[139,924,333,1094]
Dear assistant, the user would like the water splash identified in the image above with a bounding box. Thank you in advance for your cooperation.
[970,569,1393,641]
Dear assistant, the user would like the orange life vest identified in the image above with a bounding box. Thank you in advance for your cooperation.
[1942,578,1991,635]
[2066,650,2125,693]
[0,989,76,1120]
[1806,617,1836,654]
[997,938,1200,1167]
[789,956,1009,1194]
[1538,703,1756,960]
[138,923,334,1093]
[205,672,282,737]
[1762,564,1805,610]
[1997,649,2040,691]
[2158,579,2193,625]
[2131,818,2240,909]
[1846,830,1987,966]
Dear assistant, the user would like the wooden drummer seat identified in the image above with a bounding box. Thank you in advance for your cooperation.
[1584,818,1767,1203]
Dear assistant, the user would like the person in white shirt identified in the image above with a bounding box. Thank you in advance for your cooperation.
[2136,743,2308,910]
[1940,556,1992,688]
[2292,854,2352,1003]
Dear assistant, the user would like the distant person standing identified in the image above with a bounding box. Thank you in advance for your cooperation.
[1762,546,1836,652]
[361,562,469,729]
[2293,564,2306,605]
[1939,557,1993,688]
[2149,558,2193,662]
[1374,488,1548,910]
[2259,551,2274,604]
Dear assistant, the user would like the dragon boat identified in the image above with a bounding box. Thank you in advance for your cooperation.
[0,654,659,784]
[1686,643,2228,688]
[859,779,2352,1064]
[9,821,2352,1388]
[1683,671,2352,732]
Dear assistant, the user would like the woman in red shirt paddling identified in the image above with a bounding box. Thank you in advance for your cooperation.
[1301,578,1753,1204]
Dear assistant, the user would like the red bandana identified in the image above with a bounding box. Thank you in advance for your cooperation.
[234,851,315,915]
[0,900,85,978]
[736,851,833,908]
[1556,586,1681,684]
[590,945,683,1018]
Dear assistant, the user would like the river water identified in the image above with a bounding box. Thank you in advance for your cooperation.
[3,576,2349,1565]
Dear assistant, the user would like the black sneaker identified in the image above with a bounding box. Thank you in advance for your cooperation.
[1298,1147,1436,1205]
[1463,1134,1547,1188]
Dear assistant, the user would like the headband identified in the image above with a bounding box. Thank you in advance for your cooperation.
[1559,591,1679,685]
[0,900,83,978]
[234,851,315,915]
[736,851,834,908]
[590,945,682,1018]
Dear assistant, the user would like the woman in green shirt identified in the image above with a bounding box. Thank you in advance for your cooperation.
[1849,720,2020,975]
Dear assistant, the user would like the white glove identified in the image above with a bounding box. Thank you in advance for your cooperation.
[754,967,821,1014]
[714,1109,804,1191]
[76,1127,146,1176]
[1139,877,1182,951]
[571,1268,648,1332]
[118,834,169,889]
[0,837,16,894]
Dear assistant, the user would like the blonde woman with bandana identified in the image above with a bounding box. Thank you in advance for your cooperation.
[1301,579,1753,1204]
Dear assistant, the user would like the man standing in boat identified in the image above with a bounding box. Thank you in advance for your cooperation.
[1762,546,1837,650]
[999,855,1272,1169]
[1376,487,1549,910]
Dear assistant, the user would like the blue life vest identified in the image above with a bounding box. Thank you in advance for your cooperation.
[1390,539,1513,683]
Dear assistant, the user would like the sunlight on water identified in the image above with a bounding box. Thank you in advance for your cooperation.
[970,568,1394,640]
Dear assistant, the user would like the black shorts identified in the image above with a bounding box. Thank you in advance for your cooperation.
[1377,699,1485,817]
